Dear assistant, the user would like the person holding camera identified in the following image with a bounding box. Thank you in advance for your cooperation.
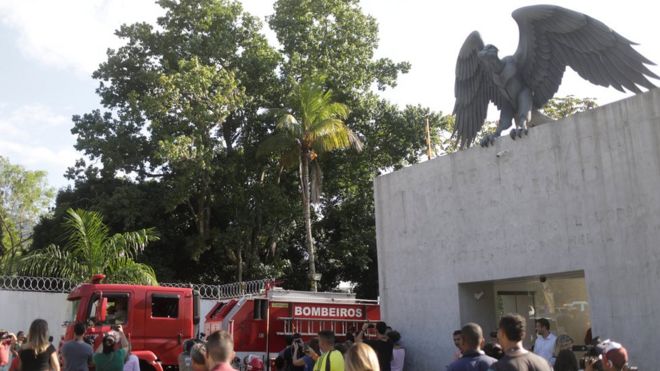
[0,331,16,371]
[60,322,93,371]
[584,340,630,371]
[92,325,129,371]
[487,314,550,371]
[279,334,305,371]
[292,339,319,371]
[356,322,392,371]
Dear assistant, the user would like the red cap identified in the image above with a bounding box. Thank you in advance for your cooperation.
[247,356,264,371]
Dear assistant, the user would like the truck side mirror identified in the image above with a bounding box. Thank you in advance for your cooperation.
[193,290,201,326]
[96,297,108,323]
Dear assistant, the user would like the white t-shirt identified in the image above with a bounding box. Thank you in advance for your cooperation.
[533,333,557,365]
[123,354,140,371]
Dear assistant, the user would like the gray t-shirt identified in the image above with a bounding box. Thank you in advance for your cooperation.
[488,351,551,371]
[61,340,93,371]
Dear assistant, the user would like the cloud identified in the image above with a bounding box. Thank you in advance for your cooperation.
[0,0,163,77]
[0,103,78,188]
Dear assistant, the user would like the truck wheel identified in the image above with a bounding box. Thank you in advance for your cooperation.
[139,360,157,371]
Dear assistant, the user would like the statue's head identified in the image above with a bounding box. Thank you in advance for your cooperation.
[478,44,500,68]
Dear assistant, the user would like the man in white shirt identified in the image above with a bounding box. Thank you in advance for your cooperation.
[532,318,556,366]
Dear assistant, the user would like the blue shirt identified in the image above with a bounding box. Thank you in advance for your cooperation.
[303,355,314,371]
[447,350,497,371]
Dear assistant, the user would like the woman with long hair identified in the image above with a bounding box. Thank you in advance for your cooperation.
[553,334,578,371]
[18,319,59,371]
[345,343,380,371]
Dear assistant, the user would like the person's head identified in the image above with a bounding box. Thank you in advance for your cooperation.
[246,354,264,371]
[190,343,207,371]
[205,330,234,366]
[317,330,335,353]
[345,343,380,371]
[453,330,462,349]
[497,314,525,347]
[460,323,484,352]
[73,322,86,338]
[554,334,573,356]
[27,319,50,353]
[375,322,388,336]
[388,330,401,346]
[535,318,550,337]
[307,338,320,354]
[483,343,503,360]
[16,331,25,343]
[334,342,347,354]
[599,340,628,371]
[102,332,117,354]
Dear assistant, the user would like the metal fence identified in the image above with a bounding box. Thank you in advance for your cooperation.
[0,275,273,300]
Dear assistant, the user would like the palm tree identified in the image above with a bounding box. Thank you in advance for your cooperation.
[16,208,159,285]
[259,77,362,291]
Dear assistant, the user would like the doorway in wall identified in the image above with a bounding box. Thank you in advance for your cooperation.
[459,270,591,349]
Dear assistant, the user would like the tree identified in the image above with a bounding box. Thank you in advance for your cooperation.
[259,77,362,291]
[35,0,445,297]
[17,209,158,284]
[542,95,598,120]
[69,0,278,261]
[0,156,54,273]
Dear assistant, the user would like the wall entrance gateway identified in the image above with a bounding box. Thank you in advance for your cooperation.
[458,271,590,350]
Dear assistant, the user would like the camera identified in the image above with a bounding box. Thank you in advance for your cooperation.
[576,344,603,371]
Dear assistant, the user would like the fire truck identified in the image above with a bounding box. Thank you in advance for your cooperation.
[62,276,379,371]
[63,275,200,371]
[204,282,380,366]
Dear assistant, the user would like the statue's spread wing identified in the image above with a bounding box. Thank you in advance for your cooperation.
[513,5,658,108]
[453,31,505,148]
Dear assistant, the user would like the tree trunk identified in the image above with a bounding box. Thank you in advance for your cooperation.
[237,245,243,283]
[300,152,317,292]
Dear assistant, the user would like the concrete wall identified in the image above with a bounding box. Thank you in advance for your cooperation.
[374,89,660,370]
[0,291,69,342]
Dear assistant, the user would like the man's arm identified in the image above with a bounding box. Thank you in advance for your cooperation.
[355,323,369,343]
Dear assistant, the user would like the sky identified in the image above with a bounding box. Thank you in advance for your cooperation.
[1,0,658,190]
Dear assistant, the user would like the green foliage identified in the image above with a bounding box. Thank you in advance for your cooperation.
[0,156,54,273]
[542,95,598,120]
[268,0,410,95]
[36,0,451,298]
[17,209,158,285]
[259,76,362,290]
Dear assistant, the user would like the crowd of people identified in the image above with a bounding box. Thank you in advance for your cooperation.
[271,321,404,371]
[0,319,141,371]
[1,314,636,371]
[447,314,634,371]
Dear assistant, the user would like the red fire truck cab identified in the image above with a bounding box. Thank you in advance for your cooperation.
[63,275,200,371]
[204,284,380,366]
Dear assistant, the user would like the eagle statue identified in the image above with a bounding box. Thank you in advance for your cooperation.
[453,5,658,148]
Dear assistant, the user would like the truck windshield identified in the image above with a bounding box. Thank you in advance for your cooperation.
[67,298,81,323]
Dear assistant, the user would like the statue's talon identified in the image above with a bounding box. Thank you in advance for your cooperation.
[480,134,497,147]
